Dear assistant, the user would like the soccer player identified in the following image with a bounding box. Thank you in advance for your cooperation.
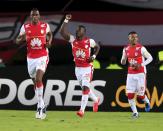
[16,8,52,119]
[121,31,153,118]
[60,14,100,117]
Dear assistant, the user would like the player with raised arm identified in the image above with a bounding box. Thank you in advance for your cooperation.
[60,14,100,118]
[16,8,52,119]
[121,31,153,118]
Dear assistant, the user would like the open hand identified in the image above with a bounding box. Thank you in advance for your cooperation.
[131,63,141,70]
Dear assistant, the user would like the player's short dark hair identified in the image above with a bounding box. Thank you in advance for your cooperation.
[128,31,137,36]
[78,25,86,32]
[31,8,39,12]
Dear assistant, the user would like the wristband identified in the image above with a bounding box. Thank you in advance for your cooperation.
[92,55,96,59]
[64,19,69,23]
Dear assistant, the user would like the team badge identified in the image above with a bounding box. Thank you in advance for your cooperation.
[41,29,44,34]
[135,52,138,56]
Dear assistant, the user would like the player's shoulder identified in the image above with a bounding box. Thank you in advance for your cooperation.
[23,22,29,26]
[89,38,94,41]
[89,38,96,44]
[40,21,49,26]
[84,36,91,40]
[124,44,129,50]
[23,22,31,28]
[83,37,94,42]
[136,43,143,47]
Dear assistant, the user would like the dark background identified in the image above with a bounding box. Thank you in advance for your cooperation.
[0,0,158,12]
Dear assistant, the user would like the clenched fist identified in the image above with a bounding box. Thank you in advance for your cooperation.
[65,14,72,20]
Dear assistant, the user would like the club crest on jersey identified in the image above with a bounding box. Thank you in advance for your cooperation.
[41,29,44,34]
[28,30,31,34]
[76,49,86,58]
[30,38,42,48]
[135,52,138,56]
[85,45,88,49]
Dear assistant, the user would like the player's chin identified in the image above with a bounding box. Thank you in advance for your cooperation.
[33,19,39,23]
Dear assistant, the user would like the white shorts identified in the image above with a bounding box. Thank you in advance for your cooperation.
[27,56,49,78]
[75,66,93,88]
[126,73,146,96]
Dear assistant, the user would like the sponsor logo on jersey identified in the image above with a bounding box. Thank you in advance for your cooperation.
[76,49,86,58]
[30,38,42,49]
[135,52,138,56]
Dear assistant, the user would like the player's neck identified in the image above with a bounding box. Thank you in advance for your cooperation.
[76,36,85,41]
[130,43,137,47]
[31,21,40,25]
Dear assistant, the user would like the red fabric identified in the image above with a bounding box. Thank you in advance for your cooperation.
[72,37,91,67]
[24,21,48,58]
[137,95,145,100]
[36,82,43,88]
[125,43,145,74]
[82,89,90,95]
[127,93,135,100]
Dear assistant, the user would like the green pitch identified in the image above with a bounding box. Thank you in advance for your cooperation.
[0,110,163,131]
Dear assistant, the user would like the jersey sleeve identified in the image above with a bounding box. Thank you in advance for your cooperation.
[141,46,153,66]
[121,48,127,65]
[19,24,25,35]
[90,39,96,48]
[69,35,75,43]
[46,23,51,33]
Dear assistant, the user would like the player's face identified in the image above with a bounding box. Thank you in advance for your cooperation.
[128,33,139,45]
[30,10,40,24]
[76,27,85,39]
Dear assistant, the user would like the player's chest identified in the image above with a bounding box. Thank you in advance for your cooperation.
[73,40,90,50]
[126,47,141,58]
[26,26,46,36]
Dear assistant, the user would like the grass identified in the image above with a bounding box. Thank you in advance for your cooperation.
[0,110,163,131]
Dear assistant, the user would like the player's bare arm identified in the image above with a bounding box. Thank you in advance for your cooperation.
[16,33,26,44]
[45,31,53,48]
[88,41,100,63]
[60,14,72,41]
